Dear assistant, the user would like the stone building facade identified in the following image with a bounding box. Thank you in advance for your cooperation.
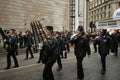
[86,0,120,30]
[0,0,69,32]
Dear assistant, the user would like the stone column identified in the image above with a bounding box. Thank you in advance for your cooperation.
[75,0,79,31]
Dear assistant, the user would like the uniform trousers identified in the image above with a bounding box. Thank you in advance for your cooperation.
[7,50,19,68]
[100,54,107,70]
[57,55,62,68]
[26,46,34,58]
[43,61,55,80]
[76,56,84,79]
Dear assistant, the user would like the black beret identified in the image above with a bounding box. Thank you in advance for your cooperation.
[56,31,61,35]
[102,29,107,34]
[10,29,16,32]
[60,31,64,34]
[78,26,84,32]
[27,30,31,33]
[46,26,53,30]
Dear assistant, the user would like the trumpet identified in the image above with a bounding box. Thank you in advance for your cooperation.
[70,33,78,40]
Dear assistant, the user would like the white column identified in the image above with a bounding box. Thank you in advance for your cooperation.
[84,0,87,32]
[75,0,79,31]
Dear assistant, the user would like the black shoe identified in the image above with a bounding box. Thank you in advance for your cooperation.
[64,57,67,58]
[4,67,10,70]
[114,54,117,56]
[36,61,41,63]
[30,57,34,59]
[16,53,19,55]
[24,58,28,60]
[101,69,106,75]
[57,67,63,71]
[77,77,84,80]
[12,65,19,68]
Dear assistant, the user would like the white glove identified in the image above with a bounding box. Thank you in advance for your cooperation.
[38,43,43,50]
[110,52,115,56]
[88,55,91,58]
[70,33,77,40]
[3,39,6,42]
[63,51,66,54]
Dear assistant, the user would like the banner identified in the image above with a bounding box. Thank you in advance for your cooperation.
[96,20,120,29]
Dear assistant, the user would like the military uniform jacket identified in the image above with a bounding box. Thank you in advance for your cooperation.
[24,34,34,47]
[43,36,57,63]
[55,37,65,55]
[97,35,113,54]
[6,34,18,52]
[61,37,67,51]
[71,35,91,57]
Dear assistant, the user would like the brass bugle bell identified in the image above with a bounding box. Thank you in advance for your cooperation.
[70,33,78,40]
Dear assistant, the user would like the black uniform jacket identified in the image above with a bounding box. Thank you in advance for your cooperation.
[42,36,57,63]
[96,35,113,54]
[6,34,18,52]
[71,35,91,57]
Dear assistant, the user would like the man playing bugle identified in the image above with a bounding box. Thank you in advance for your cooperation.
[71,26,91,80]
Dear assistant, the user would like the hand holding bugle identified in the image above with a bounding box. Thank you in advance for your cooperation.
[70,33,78,40]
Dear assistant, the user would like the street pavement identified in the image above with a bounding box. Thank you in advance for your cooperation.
[0,45,120,80]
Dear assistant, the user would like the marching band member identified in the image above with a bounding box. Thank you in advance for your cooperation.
[42,26,57,80]
[71,26,91,80]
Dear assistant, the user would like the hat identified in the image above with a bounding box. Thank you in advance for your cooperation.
[27,30,31,33]
[60,31,64,34]
[10,29,16,32]
[102,29,107,34]
[78,26,84,32]
[46,26,53,30]
[56,31,61,35]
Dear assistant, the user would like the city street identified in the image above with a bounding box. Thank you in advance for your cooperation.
[0,0,120,80]
[0,45,120,80]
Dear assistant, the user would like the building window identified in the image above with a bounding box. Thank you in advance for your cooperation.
[101,0,102,4]
[95,0,97,6]
[104,6,106,10]
[93,1,94,7]
[119,2,120,7]
[108,11,110,18]
[109,5,110,9]
[98,0,101,4]
[101,14,102,20]
[101,8,103,12]
[102,0,104,3]
[104,12,106,19]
